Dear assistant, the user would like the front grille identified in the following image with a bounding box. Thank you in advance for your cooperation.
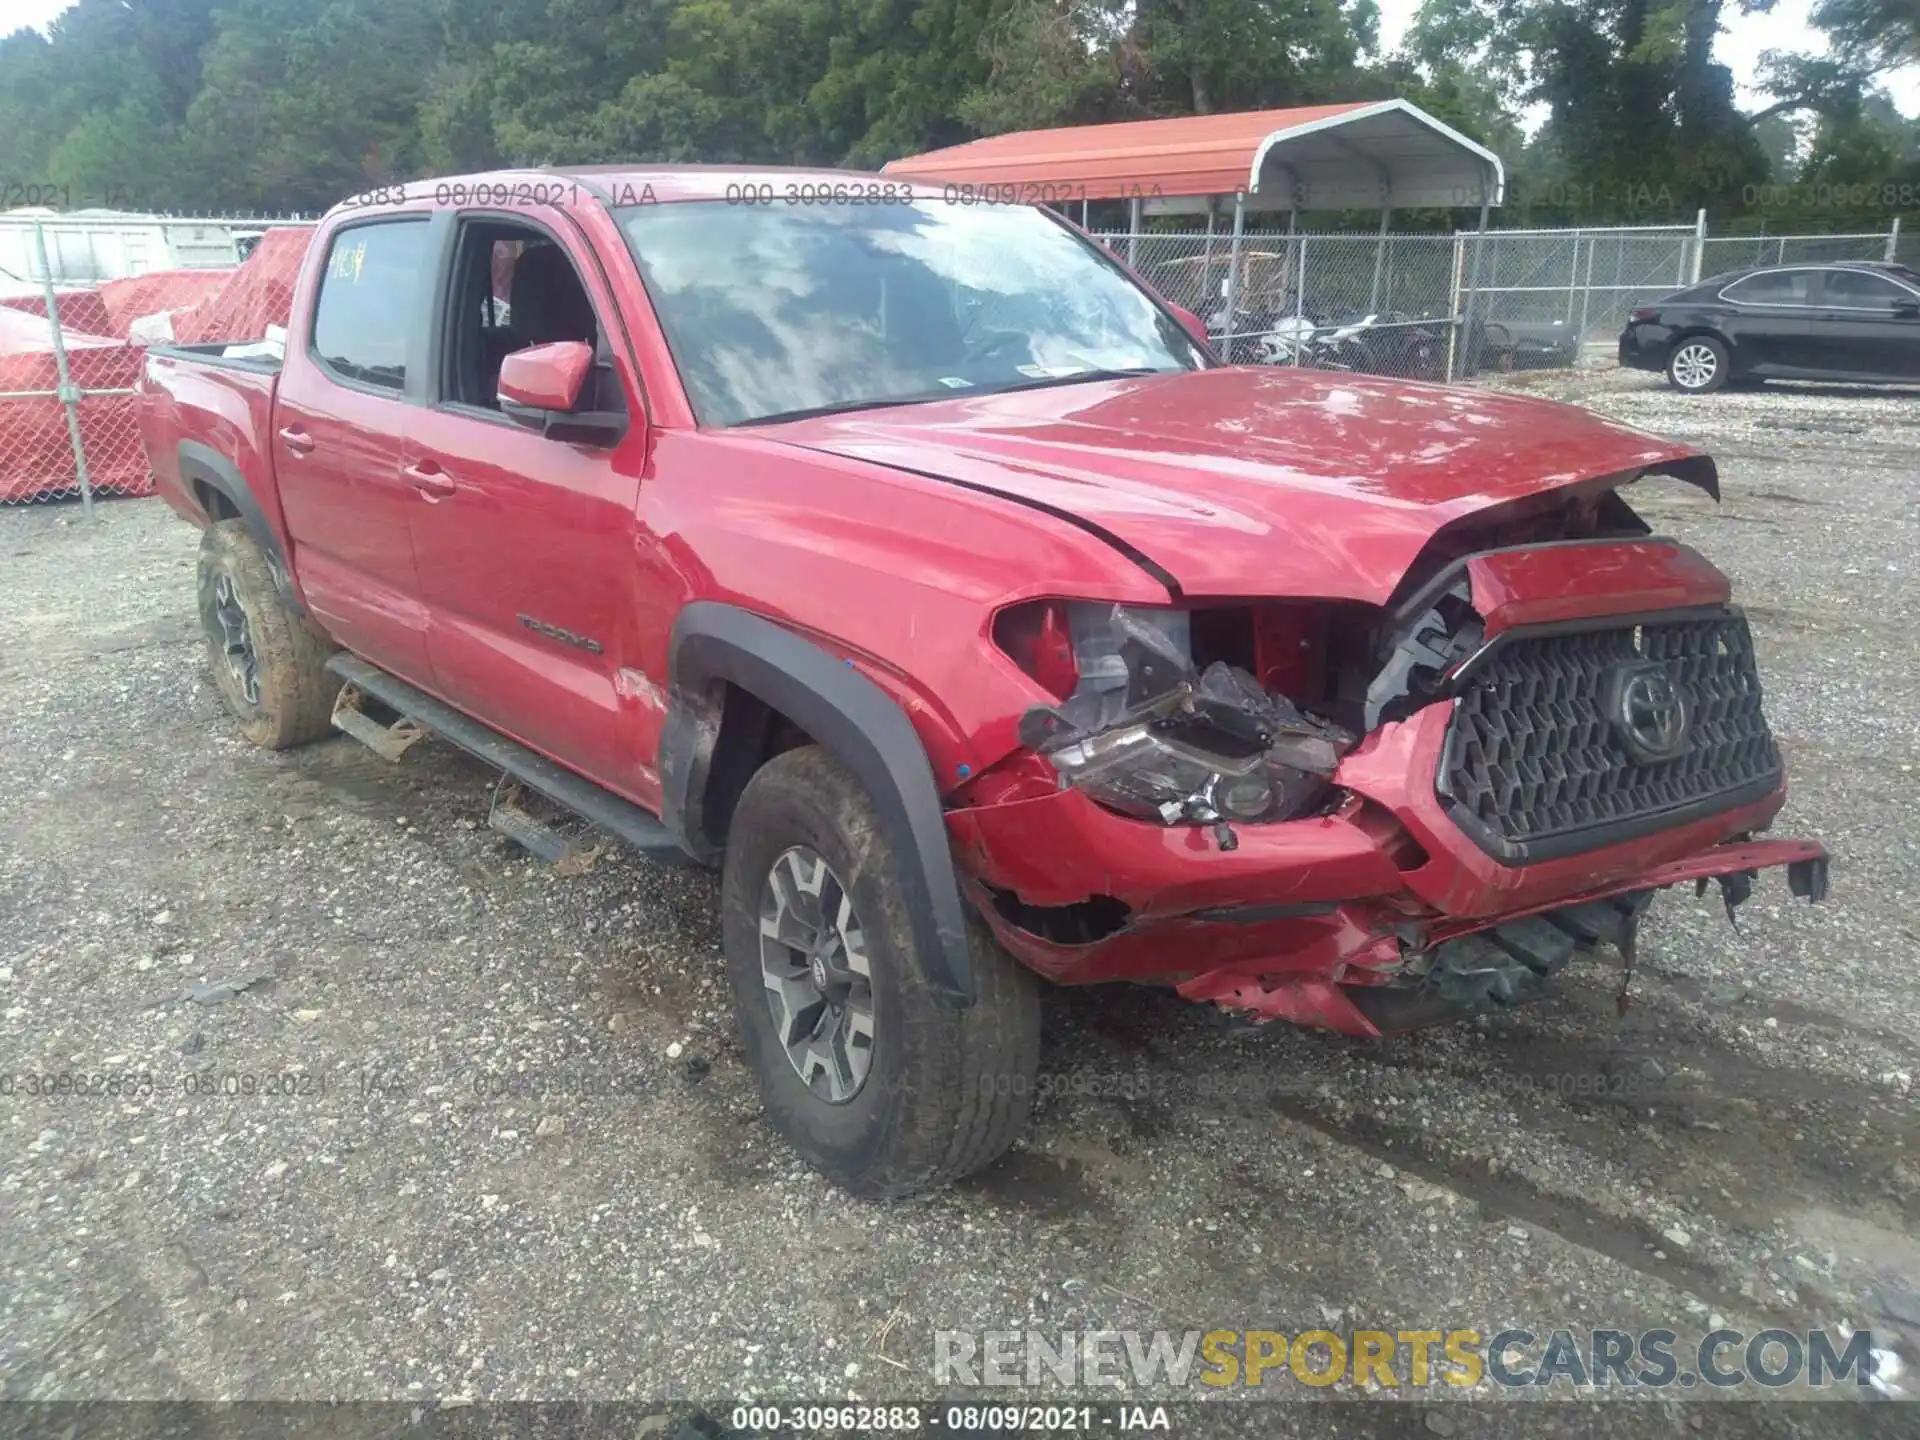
[1438,609,1781,863]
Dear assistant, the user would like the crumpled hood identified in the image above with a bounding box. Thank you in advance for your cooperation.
[757,366,1714,602]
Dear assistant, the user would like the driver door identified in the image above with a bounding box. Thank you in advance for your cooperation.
[1720,267,1823,371]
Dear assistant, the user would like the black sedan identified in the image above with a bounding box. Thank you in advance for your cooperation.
[1618,261,1920,393]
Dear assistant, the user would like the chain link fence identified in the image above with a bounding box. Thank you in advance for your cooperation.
[1,214,314,510]
[1104,221,1638,376]
[1457,225,1700,363]
[1104,216,1909,381]
[1697,228,1902,275]
[1099,226,1459,377]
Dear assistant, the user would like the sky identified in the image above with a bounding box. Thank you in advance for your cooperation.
[5,0,1916,116]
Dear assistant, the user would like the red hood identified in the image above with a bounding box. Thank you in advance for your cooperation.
[757,367,1714,602]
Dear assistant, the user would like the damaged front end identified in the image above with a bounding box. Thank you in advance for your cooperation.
[955,524,1829,1037]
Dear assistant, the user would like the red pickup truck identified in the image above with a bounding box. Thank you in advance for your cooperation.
[138,167,1828,1197]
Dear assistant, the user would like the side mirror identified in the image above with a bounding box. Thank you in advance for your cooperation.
[1894,301,1920,319]
[1166,304,1211,347]
[498,340,627,446]
[500,340,591,413]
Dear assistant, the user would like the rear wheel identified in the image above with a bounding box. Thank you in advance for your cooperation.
[721,745,1042,1197]
[1667,335,1730,393]
[196,519,339,748]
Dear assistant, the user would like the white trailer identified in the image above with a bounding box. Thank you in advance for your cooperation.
[0,209,248,285]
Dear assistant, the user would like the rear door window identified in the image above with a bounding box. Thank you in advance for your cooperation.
[310,219,431,391]
[1721,270,1816,306]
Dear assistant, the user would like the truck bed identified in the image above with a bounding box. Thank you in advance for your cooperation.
[147,339,283,374]
[136,344,290,549]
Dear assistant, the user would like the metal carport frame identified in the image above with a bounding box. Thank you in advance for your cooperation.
[885,100,1505,376]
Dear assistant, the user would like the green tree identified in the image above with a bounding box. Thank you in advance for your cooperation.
[1131,0,1376,115]
[4,0,223,207]
[1810,0,1917,69]
[1402,0,1771,222]
[177,0,442,210]
[0,29,67,183]
[958,0,1129,135]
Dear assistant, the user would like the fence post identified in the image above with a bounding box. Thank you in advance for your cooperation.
[1293,235,1311,367]
[1202,205,1217,329]
[1565,229,1582,326]
[1690,208,1707,284]
[1577,234,1597,341]
[1286,206,1298,337]
[1888,217,1902,263]
[1224,192,1246,363]
[1444,232,1465,383]
[1457,194,1492,377]
[1369,206,1391,312]
[33,221,96,521]
[1128,196,1141,267]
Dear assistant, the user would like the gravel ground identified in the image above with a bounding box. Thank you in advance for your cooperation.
[2,365,1917,1437]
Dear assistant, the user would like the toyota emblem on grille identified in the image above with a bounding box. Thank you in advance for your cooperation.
[1608,662,1690,763]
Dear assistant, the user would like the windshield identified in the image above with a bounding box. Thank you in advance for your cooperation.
[614,198,1209,426]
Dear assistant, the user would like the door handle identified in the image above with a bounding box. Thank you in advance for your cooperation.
[402,461,456,500]
[277,426,315,457]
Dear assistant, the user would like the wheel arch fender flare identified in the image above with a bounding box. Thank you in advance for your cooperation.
[659,601,975,1008]
[177,440,302,611]
[1666,326,1734,360]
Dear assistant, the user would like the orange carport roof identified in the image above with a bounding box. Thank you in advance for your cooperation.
[884,100,1504,210]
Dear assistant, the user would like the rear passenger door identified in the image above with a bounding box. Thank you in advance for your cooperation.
[1717,268,1823,372]
[403,209,654,797]
[274,216,437,680]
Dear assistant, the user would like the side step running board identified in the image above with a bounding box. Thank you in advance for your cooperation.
[331,681,430,761]
[325,655,693,865]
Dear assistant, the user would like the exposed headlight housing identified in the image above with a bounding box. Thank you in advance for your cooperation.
[998,601,1353,827]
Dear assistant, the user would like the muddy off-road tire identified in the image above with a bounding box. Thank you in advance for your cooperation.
[196,520,339,749]
[721,745,1042,1198]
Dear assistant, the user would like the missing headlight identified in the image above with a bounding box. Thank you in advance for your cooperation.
[1017,604,1354,827]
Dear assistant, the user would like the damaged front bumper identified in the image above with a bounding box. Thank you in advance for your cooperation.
[951,539,1829,1036]
[950,755,1827,1036]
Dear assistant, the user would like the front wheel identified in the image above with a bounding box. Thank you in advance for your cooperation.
[1667,335,1730,393]
[721,746,1042,1197]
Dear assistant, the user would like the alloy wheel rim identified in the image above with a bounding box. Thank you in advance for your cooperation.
[210,573,260,707]
[1673,344,1717,390]
[758,845,875,1104]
